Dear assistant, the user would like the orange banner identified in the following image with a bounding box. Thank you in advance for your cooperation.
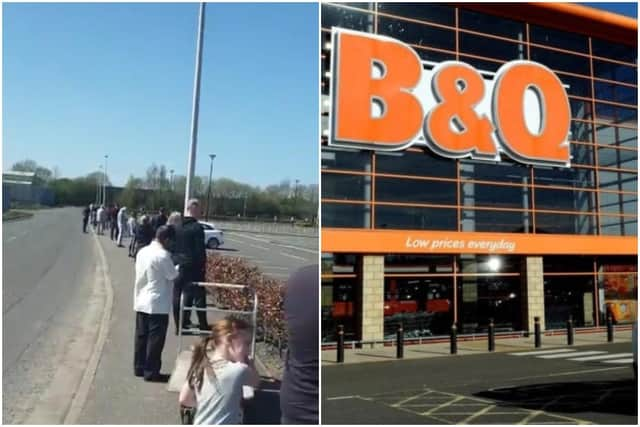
[322,228,638,255]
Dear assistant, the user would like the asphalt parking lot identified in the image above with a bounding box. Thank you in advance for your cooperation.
[212,230,317,280]
[322,342,637,425]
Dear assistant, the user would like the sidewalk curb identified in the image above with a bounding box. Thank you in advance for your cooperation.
[63,231,114,424]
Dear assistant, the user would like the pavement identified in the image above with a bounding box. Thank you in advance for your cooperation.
[322,341,637,424]
[77,224,283,424]
[3,207,105,424]
[322,330,633,365]
[219,230,317,280]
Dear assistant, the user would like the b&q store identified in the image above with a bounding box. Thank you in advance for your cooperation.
[320,3,638,344]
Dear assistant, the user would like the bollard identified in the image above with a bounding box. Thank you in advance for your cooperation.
[396,323,404,359]
[607,313,614,343]
[488,318,495,352]
[534,316,542,348]
[337,325,345,363]
[450,324,458,355]
[567,316,574,346]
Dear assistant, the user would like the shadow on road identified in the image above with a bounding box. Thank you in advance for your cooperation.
[212,247,239,252]
[244,378,281,424]
[475,379,638,417]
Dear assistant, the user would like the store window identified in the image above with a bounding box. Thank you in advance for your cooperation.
[458,8,524,40]
[593,60,637,86]
[377,3,455,26]
[322,173,370,201]
[383,277,454,339]
[377,16,455,51]
[457,275,522,334]
[322,253,360,342]
[459,32,524,62]
[376,177,456,205]
[591,38,636,63]
[530,47,591,76]
[321,3,374,31]
[530,24,589,53]
[535,188,596,212]
[594,81,637,105]
[535,212,596,235]
[596,125,636,149]
[544,277,596,329]
[376,150,456,178]
[322,203,371,228]
[462,209,531,233]
[461,182,530,210]
[597,258,638,325]
[321,148,372,172]
[375,205,457,230]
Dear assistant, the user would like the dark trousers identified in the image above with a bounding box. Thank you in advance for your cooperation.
[172,279,187,332]
[83,218,88,233]
[182,283,209,328]
[129,236,137,256]
[134,312,169,378]
[110,221,118,240]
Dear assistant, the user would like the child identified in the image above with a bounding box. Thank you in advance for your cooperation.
[179,317,260,425]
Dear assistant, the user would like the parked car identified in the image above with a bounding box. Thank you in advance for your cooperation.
[199,221,224,249]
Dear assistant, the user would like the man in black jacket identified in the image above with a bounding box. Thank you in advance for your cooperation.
[152,207,168,232]
[177,199,209,331]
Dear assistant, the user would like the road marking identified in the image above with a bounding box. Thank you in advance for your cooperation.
[275,243,318,254]
[230,233,270,243]
[326,395,358,400]
[249,243,269,251]
[392,390,432,407]
[261,266,289,270]
[568,353,633,362]
[225,237,243,243]
[508,366,626,382]
[509,349,576,356]
[280,252,307,261]
[7,236,17,242]
[459,404,496,424]
[602,358,634,364]
[538,351,605,359]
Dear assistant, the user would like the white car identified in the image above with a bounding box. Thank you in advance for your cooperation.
[200,221,224,249]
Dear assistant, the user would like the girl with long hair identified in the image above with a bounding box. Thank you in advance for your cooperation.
[179,317,260,424]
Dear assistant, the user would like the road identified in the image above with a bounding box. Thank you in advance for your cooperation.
[3,207,101,424]
[216,230,318,279]
[323,342,637,424]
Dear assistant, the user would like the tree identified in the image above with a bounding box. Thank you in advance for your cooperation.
[11,159,53,185]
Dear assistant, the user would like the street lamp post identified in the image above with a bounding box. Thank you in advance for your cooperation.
[97,165,102,205]
[206,154,216,221]
[103,155,108,206]
[184,2,206,215]
[293,178,300,213]
[170,169,174,191]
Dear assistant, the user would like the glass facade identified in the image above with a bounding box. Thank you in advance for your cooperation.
[321,3,637,343]
[321,3,637,237]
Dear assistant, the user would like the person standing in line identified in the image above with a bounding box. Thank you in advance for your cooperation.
[133,225,179,382]
[89,203,96,230]
[152,207,168,233]
[134,215,155,259]
[117,206,128,247]
[96,205,105,235]
[82,205,90,233]
[110,204,119,241]
[280,264,319,424]
[128,213,138,258]
[179,199,209,331]
[166,212,187,334]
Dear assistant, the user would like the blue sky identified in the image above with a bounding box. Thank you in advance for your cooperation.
[3,3,319,187]
[583,2,637,17]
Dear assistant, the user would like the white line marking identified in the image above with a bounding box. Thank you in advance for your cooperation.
[275,243,318,254]
[538,351,605,359]
[326,395,358,401]
[261,266,289,270]
[569,353,633,361]
[508,366,626,382]
[602,358,634,364]
[509,349,576,356]
[230,233,270,243]
[280,252,307,261]
[249,243,269,250]
[225,237,243,243]
[7,236,17,242]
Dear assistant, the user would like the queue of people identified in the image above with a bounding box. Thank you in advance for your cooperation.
[82,199,319,424]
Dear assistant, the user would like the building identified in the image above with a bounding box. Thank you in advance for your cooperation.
[321,3,637,344]
[3,171,55,207]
